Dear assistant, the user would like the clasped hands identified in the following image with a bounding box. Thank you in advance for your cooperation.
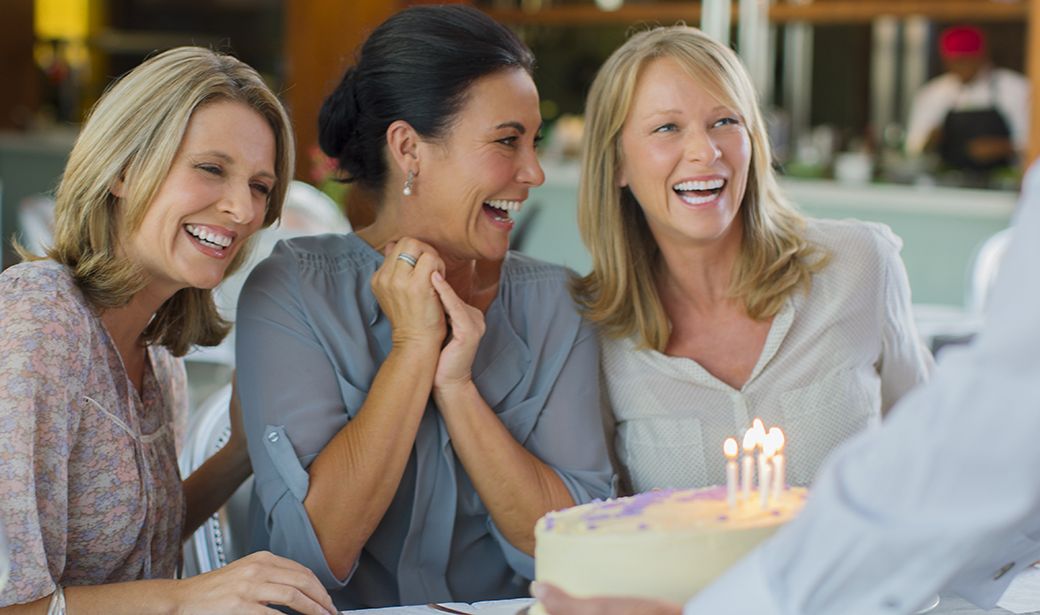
[371,238,486,392]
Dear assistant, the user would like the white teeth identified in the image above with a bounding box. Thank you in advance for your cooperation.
[673,179,725,192]
[678,192,719,206]
[185,224,232,248]
[485,199,523,212]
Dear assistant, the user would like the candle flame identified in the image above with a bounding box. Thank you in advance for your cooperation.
[768,427,785,453]
[762,438,777,458]
[751,418,767,449]
[742,429,758,452]
[724,437,738,459]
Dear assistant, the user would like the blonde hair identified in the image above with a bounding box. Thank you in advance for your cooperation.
[29,46,294,356]
[573,26,828,351]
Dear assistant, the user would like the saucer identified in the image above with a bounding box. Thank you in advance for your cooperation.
[915,594,941,614]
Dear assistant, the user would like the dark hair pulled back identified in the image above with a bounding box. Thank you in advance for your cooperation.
[318,5,535,193]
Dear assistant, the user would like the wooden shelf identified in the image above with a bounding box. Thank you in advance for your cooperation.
[485,1,1028,26]
[487,4,699,26]
[771,1,1027,23]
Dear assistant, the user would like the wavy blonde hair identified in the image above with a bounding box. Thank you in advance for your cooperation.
[572,26,828,351]
[25,46,294,356]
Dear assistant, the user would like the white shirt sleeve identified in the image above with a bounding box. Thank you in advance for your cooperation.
[905,76,957,156]
[995,69,1030,151]
[685,161,1040,615]
[874,226,934,415]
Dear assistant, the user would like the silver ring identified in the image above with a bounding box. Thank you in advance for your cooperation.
[396,252,418,267]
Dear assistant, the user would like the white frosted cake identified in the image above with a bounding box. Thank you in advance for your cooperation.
[531,485,807,613]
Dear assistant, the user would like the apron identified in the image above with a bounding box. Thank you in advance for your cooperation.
[939,73,1013,172]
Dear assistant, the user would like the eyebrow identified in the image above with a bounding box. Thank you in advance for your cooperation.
[495,121,545,134]
[195,150,277,181]
[641,108,681,120]
[641,105,734,120]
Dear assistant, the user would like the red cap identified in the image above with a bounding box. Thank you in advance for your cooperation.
[939,26,986,59]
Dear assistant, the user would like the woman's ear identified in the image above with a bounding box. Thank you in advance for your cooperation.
[386,120,420,179]
[617,167,629,189]
[110,175,127,198]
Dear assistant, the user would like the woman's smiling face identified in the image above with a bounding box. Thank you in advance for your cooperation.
[618,55,752,251]
[407,68,545,262]
[124,99,276,296]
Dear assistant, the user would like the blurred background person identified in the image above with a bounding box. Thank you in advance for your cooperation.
[905,25,1030,176]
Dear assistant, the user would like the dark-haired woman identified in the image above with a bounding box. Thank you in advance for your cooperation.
[236,5,612,610]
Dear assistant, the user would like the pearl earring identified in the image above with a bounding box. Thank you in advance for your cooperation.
[403,170,415,196]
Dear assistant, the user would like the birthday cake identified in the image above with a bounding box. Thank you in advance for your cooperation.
[531,484,807,613]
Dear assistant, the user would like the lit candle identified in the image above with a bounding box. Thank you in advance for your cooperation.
[741,429,757,502]
[751,418,767,504]
[724,437,739,509]
[751,418,766,442]
[769,427,786,501]
[759,437,775,509]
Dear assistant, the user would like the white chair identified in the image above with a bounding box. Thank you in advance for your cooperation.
[17,195,55,256]
[967,227,1013,315]
[912,227,1013,357]
[178,383,253,577]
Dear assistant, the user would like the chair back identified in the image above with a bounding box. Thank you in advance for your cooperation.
[968,227,1013,315]
[178,383,253,577]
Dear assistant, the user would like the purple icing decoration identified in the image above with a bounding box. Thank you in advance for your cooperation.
[675,486,728,503]
[716,514,729,521]
[637,523,649,530]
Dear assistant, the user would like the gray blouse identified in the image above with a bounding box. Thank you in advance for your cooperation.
[235,233,612,610]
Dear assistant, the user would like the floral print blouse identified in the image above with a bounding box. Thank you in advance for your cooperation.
[0,261,186,606]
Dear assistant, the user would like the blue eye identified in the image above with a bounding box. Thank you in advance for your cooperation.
[198,164,223,176]
[251,182,272,196]
[653,123,678,134]
[713,117,741,128]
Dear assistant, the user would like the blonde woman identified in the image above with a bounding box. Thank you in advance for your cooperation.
[0,48,335,615]
[573,26,933,494]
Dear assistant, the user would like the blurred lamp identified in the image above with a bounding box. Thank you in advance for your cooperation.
[596,0,623,11]
[34,0,93,41]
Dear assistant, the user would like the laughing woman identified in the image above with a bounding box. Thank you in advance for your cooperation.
[235,5,612,611]
[574,26,933,495]
[0,48,334,615]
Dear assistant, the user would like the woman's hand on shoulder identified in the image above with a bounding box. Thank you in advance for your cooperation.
[430,270,486,393]
[371,238,447,352]
[174,551,336,615]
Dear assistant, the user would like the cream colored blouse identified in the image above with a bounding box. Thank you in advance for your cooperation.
[602,218,933,493]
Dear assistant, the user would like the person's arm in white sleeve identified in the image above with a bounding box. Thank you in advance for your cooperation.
[996,70,1030,153]
[684,161,1040,615]
[905,78,953,156]
[873,226,933,416]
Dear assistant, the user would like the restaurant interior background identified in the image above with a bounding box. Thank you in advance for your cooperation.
[1,0,1039,344]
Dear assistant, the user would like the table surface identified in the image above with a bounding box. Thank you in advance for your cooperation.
[341,593,1040,614]
[343,597,532,614]
[935,593,1036,614]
